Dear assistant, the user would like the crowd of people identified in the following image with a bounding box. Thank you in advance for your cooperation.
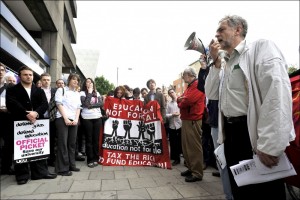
[0,14,297,200]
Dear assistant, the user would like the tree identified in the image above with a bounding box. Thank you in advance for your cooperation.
[288,65,299,75]
[95,76,115,95]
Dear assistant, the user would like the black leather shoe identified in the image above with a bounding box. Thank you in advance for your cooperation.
[172,160,180,166]
[185,175,202,182]
[181,170,192,176]
[75,155,85,161]
[212,171,220,177]
[69,167,80,172]
[43,173,57,179]
[17,179,29,185]
[31,173,57,180]
[57,171,72,176]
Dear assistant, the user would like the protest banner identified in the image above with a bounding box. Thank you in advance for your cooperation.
[99,97,171,169]
[14,119,50,164]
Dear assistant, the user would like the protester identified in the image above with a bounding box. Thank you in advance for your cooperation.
[132,87,141,100]
[144,79,166,122]
[6,66,57,184]
[156,87,162,93]
[140,88,148,99]
[205,15,295,199]
[55,79,65,88]
[55,73,82,176]
[178,67,205,182]
[5,75,17,84]
[198,54,233,199]
[0,63,15,175]
[113,86,126,99]
[80,78,103,168]
[40,73,57,167]
[36,80,42,88]
[166,88,182,166]
[123,85,134,100]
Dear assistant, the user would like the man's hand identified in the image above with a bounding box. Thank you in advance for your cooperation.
[209,39,221,68]
[172,112,180,116]
[26,111,38,123]
[177,96,186,103]
[256,149,279,168]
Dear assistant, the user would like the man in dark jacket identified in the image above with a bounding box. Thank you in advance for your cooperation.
[6,66,57,185]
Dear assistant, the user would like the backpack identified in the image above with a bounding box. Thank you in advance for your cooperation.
[49,87,64,121]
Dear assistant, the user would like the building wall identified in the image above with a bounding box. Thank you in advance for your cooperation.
[0,0,78,86]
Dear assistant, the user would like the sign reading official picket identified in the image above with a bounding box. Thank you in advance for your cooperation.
[14,119,50,164]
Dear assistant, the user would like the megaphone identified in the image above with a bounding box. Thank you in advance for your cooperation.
[184,32,206,55]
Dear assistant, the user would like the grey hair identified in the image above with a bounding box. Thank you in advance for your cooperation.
[219,15,248,38]
[183,67,197,78]
[5,75,16,81]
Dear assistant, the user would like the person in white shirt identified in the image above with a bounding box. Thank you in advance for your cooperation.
[55,73,81,176]
[206,15,294,199]
[40,73,57,167]
[166,88,182,166]
[80,78,103,168]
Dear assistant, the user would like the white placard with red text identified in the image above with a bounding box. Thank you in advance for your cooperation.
[14,119,50,164]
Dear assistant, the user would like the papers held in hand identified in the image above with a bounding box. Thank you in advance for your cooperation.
[229,153,297,187]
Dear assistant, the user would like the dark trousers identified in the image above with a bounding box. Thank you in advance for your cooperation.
[202,122,216,168]
[76,117,86,155]
[81,118,102,163]
[55,117,78,173]
[0,112,14,174]
[224,117,286,200]
[169,128,182,161]
[14,160,49,181]
[48,120,56,164]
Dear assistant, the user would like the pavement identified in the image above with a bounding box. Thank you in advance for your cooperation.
[0,158,226,199]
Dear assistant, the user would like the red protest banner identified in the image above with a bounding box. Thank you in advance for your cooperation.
[99,97,171,169]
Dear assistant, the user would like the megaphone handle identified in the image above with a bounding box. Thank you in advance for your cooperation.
[198,38,208,65]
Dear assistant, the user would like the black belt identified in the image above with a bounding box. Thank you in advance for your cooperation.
[224,115,247,124]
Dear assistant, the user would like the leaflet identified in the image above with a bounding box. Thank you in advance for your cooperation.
[230,153,296,187]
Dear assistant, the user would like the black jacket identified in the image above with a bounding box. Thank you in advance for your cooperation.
[6,83,48,121]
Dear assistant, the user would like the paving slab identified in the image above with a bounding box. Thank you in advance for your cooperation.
[47,192,84,199]
[117,188,151,199]
[114,170,139,179]
[8,193,49,199]
[128,177,157,188]
[101,179,130,191]
[89,170,115,180]
[69,180,101,192]
[33,180,73,194]
[83,190,117,199]
[152,176,184,186]
[0,182,42,198]
[146,185,183,199]
[172,183,211,198]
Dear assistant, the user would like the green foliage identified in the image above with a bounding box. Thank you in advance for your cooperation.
[95,76,115,95]
[288,66,298,75]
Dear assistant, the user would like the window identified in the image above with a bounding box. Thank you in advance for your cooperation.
[0,26,14,42]
[17,41,28,54]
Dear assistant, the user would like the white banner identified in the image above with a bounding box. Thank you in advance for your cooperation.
[14,119,50,164]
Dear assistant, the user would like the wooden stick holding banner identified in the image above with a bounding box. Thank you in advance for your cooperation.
[14,119,50,164]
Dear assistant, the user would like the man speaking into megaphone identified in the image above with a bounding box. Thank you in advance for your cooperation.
[204,15,295,200]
